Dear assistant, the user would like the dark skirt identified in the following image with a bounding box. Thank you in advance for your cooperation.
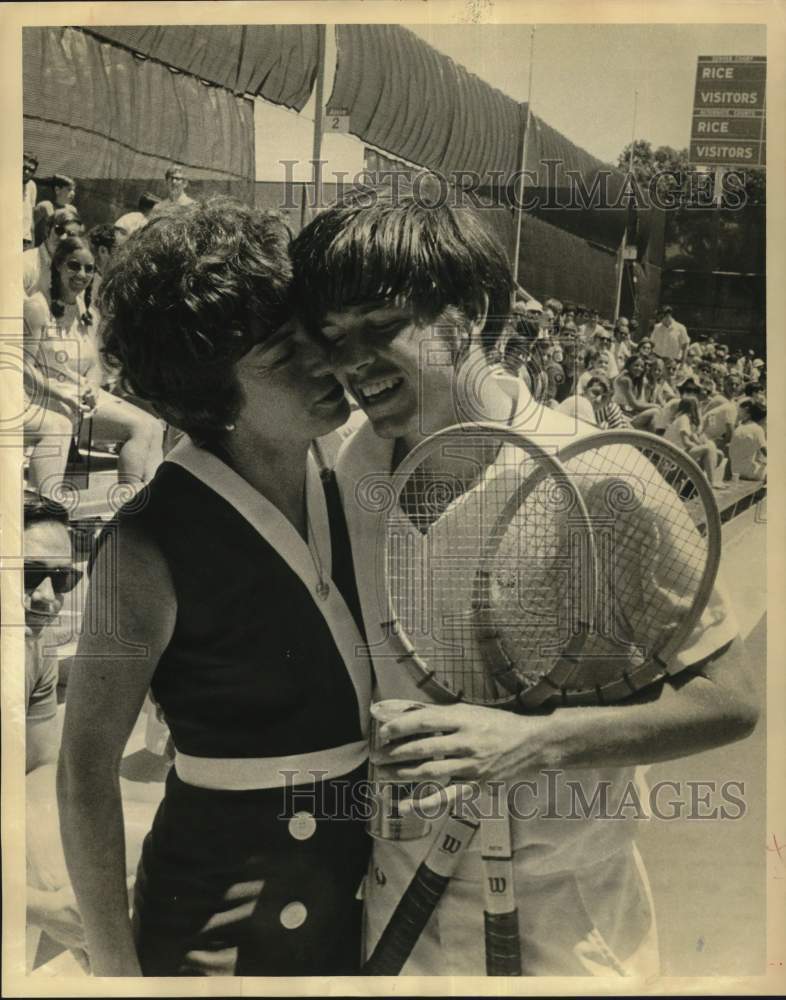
[133,763,371,976]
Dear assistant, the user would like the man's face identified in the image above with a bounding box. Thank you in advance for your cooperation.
[24,520,77,637]
[594,331,613,352]
[167,171,187,199]
[23,158,37,184]
[662,312,673,327]
[321,302,467,442]
[638,339,654,357]
[724,376,742,399]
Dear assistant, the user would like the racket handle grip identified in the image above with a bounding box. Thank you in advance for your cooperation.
[484,911,522,976]
[362,863,450,975]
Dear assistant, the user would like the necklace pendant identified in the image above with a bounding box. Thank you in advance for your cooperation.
[316,580,330,600]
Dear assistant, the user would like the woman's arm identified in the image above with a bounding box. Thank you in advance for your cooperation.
[58,520,176,976]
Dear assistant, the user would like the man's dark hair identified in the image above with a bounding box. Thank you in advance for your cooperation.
[46,206,81,234]
[88,223,119,256]
[745,400,766,423]
[290,178,514,358]
[743,381,763,397]
[24,151,39,169]
[23,489,71,530]
[53,173,75,190]
[100,197,292,448]
[138,192,160,212]
[165,165,186,180]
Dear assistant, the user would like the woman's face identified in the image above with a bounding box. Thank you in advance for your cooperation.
[593,352,609,373]
[629,356,645,378]
[649,359,664,380]
[665,361,678,381]
[233,319,350,445]
[585,380,609,405]
[639,339,653,357]
[57,247,95,301]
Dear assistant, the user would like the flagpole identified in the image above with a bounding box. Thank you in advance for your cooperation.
[512,26,536,294]
[311,24,326,214]
[614,89,638,320]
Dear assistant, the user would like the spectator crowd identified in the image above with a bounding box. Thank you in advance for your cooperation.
[500,294,767,489]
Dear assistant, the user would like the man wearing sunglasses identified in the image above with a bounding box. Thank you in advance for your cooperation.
[592,321,619,378]
[23,490,88,971]
[23,206,83,298]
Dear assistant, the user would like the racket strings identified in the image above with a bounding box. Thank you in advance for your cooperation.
[387,440,586,703]
[545,442,712,693]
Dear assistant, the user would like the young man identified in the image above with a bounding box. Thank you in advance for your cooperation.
[291,189,758,977]
[158,164,195,209]
[651,306,689,365]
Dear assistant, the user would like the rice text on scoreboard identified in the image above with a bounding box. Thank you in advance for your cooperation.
[689,56,766,167]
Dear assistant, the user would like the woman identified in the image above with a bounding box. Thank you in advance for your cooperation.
[582,373,631,429]
[663,394,722,486]
[57,199,373,976]
[24,237,162,490]
[613,353,660,430]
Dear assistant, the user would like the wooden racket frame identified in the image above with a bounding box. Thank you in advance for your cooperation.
[507,429,723,708]
[376,421,598,710]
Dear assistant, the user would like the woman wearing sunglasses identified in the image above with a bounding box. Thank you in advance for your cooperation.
[23,236,162,492]
[57,199,372,977]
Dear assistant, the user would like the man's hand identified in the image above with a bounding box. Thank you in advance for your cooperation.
[374,702,561,786]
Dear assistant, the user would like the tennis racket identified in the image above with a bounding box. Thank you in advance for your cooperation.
[362,422,597,975]
[485,430,723,708]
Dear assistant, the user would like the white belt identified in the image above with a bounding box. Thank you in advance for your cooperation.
[174,740,368,791]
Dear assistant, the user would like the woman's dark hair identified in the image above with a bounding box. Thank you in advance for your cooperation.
[623,352,646,390]
[99,197,292,447]
[290,176,513,359]
[584,373,611,397]
[676,394,701,428]
[50,237,94,325]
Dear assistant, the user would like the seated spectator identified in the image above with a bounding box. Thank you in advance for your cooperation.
[575,347,611,395]
[703,374,742,452]
[23,208,82,298]
[613,353,660,430]
[637,336,655,360]
[664,395,724,487]
[613,316,633,369]
[730,400,767,481]
[742,381,766,407]
[582,373,631,429]
[592,322,618,378]
[543,342,566,406]
[23,152,38,249]
[24,491,88,971]
[33,174,78,245]
[644,356,677,408]
[88,224,128,308]
[24,237,163,490]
